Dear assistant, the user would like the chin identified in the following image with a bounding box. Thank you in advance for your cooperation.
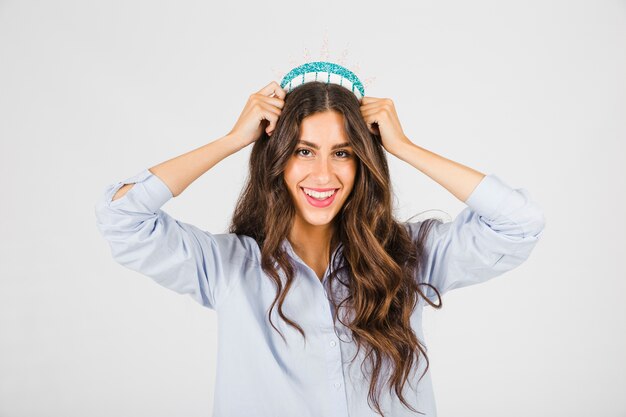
[303,214,336,227]
[297,208,338,227]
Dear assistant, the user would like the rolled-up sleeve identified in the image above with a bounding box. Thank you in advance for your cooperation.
[405,174,546,304]
[94,168,255,310]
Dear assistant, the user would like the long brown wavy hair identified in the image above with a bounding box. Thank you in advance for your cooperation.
[229,81,443,416]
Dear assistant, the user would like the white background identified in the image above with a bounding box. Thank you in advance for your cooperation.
[1,0,624,416]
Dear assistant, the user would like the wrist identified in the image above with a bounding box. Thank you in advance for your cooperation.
[223,132,249,151]
[389,136,415,159]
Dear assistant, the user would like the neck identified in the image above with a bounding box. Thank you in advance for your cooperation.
[288,220,336,261]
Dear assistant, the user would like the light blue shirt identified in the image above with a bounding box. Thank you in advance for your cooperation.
[94,168,545,417]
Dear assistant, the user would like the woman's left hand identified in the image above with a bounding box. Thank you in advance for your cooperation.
[360,96,413,155]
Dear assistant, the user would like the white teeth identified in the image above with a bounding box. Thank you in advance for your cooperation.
[303,188,336,199]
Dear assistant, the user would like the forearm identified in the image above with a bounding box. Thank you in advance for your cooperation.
[391,140,486,203]
[112,133,247,201]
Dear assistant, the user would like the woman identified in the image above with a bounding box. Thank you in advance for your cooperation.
[95,80,545,417]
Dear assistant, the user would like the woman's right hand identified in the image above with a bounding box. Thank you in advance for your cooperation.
[228,81,286,147]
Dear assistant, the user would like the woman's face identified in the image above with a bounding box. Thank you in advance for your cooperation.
[283,110,357,229]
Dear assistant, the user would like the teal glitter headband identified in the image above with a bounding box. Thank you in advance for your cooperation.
[280,61,365,99]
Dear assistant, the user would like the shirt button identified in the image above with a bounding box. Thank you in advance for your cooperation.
[333,382,341,389]
[330,340,337,347]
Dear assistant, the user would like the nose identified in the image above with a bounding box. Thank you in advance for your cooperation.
[310,155,332,184]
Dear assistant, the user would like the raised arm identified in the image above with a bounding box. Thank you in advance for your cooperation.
[390,141,486,203]
[359,96,486,202]
[94,134,254,310]
[396,141,545,304]
[359,96,545,303]
[113,80,287,200]
[405,172,546,304]
[112,133,248,201]
[96,81,286,310]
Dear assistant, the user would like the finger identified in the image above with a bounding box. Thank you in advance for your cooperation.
[359,101,379,111]
[270,82,287,99]
[360,96,379,105]
[260,103,281,133]
[360,108,379,119]
[260,101,281,118]
[264,95,285,109]
[360,112,380,133]
[258,81,286,99]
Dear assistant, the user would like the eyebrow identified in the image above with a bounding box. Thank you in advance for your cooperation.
[297,140,352,150]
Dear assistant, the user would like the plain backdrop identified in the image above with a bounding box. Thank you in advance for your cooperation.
[1,0,624,416]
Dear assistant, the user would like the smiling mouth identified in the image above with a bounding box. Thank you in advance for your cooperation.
[299,187,340,207]
[300,187,339,198]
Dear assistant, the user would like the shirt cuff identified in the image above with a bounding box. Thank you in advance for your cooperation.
[105,168,174,213]
[464,174,524,221]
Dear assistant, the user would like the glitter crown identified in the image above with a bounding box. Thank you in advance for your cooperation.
[271,35,375,101]
[280,61,365,99]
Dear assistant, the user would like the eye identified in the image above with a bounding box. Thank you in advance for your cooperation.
[294,148,352,158]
